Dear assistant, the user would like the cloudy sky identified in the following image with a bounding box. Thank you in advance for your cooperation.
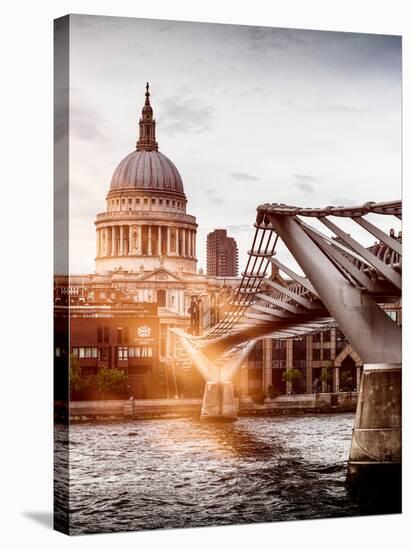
[65,14,401,273]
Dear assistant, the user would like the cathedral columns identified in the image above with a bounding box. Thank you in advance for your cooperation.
[158,226,162,255]
[128,225,132,255]
[182,228,186,257]
[137,225,142,254]
[111,226,116,256]
[148,225,152,255]
[189,230,193,258]
[104,227,108,256]
[167,227,171,255]
[100,227,104,256]
[120,225,124,256]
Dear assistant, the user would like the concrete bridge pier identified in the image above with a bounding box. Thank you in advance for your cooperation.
[347,363,401,482]
[200,381,238,422]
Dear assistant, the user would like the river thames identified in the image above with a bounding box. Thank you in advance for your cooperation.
[60,413,400,534]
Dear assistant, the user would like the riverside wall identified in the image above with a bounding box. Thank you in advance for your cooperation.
[56,392,358,421]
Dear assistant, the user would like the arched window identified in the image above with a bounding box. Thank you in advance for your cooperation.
[157,289,166,307]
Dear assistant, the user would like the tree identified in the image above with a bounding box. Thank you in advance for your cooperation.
[282,368,303,393]
[96,368,129,399]
[69,354,86,397]
[321,367,333,391]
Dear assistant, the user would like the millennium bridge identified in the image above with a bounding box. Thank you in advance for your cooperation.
[172,199,402,480]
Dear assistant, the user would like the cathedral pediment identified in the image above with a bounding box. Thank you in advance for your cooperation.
[138,267,184,283]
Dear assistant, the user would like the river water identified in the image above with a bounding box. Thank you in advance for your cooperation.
[59,413,400,534]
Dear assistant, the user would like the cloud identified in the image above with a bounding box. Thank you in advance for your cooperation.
[244,27,305,53]
[294,182,316,193]
[209,196,226,205]
[160,94,214,135]
[332,197,358,207]
[293,174,318,193]
[225,224,252,232]
[230,171,259,181]
[326,104,371,113]
[202,188,226,204]
[294,174,318,182]
[283,101,371,115]
[70,103,107,141]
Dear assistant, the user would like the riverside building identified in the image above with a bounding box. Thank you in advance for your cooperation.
[54,84,238,399]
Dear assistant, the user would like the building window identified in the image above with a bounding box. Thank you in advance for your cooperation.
[166,199,170,206]
[144,198,148,204]
[128,198,132,204]
[136,198,140,204]
[336,329,346,353]
[313,332,321,343]
[313,348,321,361]
[157,289,166,307]
[73,347,98,358]
[293,337,306,361]
[323,348,331,360]
[323,330,331,342]
[152,198,156,204]
[117,326,129,344]
[99,348,108,361]
[172,200,175,207]
[98,325,110,343]
[159,199,163,205]
[122,198,125,204]
[128,346,153,358]
[117,347,128,360]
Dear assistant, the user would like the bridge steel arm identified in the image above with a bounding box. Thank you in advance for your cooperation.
[171,329,218,382]
[220,340,257,381]
[266,214,401,365]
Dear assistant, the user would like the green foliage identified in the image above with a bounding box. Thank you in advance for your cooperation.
[282,368,303,383]
[69,354,85,393]
[96,368,129,397]
[320,367,332,383]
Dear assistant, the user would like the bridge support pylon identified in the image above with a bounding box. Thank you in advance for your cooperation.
[266,213,402,483]
[200,381,238,422]
[347,363,401,482]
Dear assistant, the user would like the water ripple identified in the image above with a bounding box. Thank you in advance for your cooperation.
[56,414,400,534]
